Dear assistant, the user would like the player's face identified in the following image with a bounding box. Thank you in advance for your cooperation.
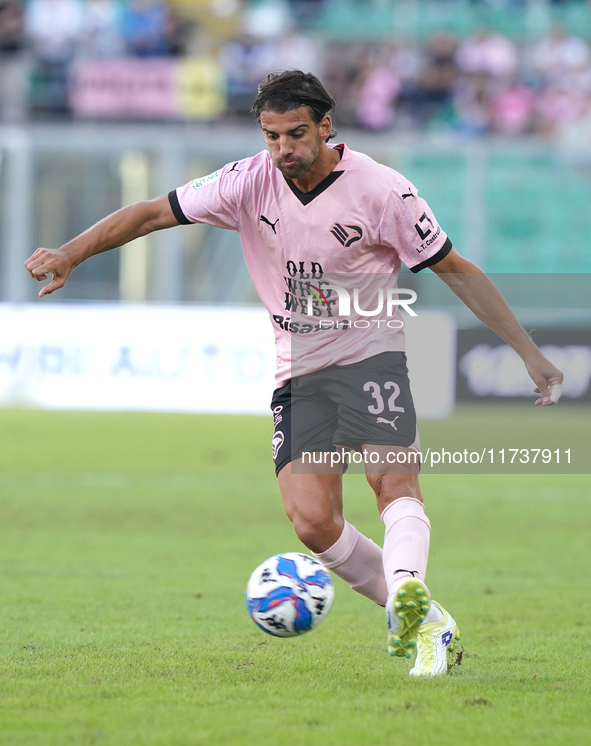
[260,107,330,179]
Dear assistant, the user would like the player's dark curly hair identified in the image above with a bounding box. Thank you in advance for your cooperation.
[251,70,337,141]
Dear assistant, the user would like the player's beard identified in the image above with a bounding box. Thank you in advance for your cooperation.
[275,136,321,180]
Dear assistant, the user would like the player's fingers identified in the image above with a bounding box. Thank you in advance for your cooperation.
[534,369,564,405]
[31,268,51,282]
[23,258,49,280]
[534,385,556,406]
[39,274,63,297]
[25,250,61,277]
[532,382,550,405]
[24,248,51,269]
[24,249,43,267]
[536,372,555,404]
[25,259,52,279]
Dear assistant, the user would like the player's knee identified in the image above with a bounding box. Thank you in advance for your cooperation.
[290,511,342,553]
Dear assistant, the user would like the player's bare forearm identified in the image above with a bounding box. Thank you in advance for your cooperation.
[430,247,563,404]
[25,195,178,297]
[69,198,177,259]
[431,252,534,357]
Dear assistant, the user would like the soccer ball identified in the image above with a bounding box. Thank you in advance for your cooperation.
[245,552,334,637]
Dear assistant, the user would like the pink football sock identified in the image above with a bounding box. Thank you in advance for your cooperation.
[313,521,387,605]
[381,497,431,599]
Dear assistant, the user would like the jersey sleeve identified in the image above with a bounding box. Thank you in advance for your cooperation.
[379,182,452,272]
[169,160,246,230]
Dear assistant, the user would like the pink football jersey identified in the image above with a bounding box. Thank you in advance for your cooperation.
[171,144,450,386]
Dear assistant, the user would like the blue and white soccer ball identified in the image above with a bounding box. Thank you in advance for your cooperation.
[246,553,334,637]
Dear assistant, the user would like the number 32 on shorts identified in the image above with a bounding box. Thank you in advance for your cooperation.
[363,381,406,415]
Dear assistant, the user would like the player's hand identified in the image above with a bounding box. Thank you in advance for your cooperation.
[526,355,564,406]
[24,247,76,297]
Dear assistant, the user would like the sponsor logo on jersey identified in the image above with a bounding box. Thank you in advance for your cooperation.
[192,170,221,189]
[330,223,363,247]
[414,212,435,241]
[413,212,441,253]
[273,405,283,428]
[416,226,441,253]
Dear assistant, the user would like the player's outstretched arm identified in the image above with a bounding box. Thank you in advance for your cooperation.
[24,194,178,297]
[429,247,563,406]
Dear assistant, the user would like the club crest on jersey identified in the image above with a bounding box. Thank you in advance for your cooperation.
[192,170,221,189]
[272,431,285,460]
[330,223,363,248]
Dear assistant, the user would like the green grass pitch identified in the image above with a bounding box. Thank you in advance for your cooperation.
[0,407,590,746]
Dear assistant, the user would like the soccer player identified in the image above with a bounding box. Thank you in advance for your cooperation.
[25,70,563,676]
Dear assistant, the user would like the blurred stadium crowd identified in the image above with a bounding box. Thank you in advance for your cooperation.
[2,0,591,137]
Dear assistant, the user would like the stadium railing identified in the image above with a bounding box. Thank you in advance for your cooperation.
[313,0,591,41]
[1,123,590,307]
